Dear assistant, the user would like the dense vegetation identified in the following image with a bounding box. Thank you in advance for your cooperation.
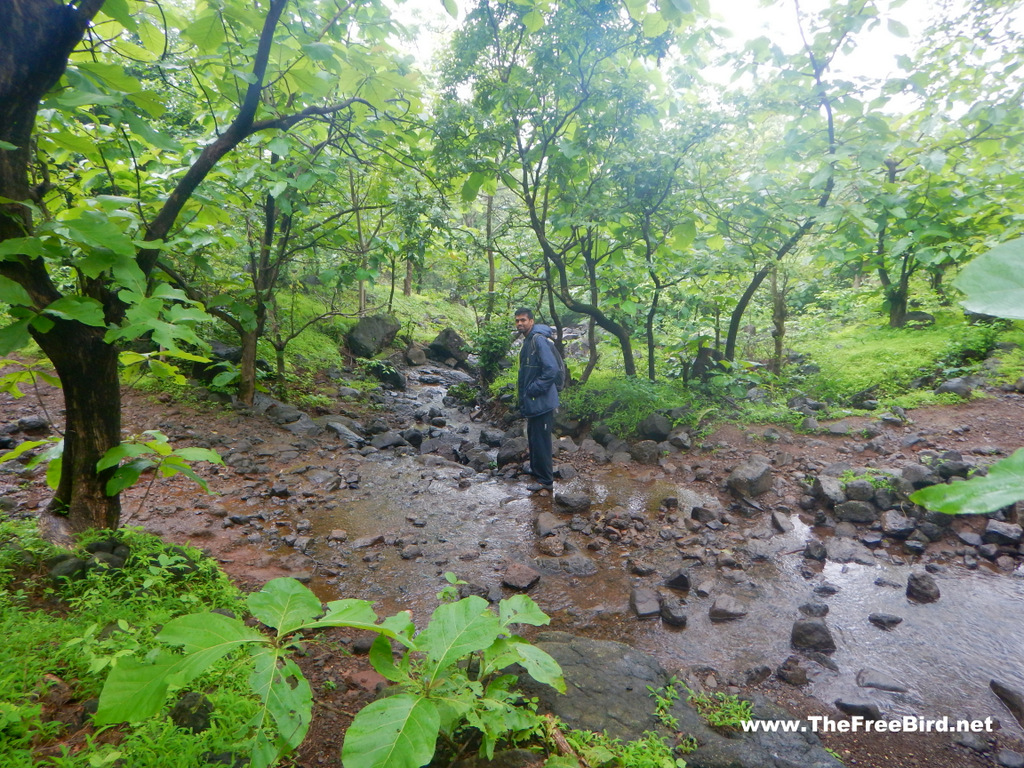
[2,0,1022,533]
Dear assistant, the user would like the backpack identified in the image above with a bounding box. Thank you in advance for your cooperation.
[534,334,568,391]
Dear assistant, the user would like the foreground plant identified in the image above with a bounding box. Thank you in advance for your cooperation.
[96,577,565,768]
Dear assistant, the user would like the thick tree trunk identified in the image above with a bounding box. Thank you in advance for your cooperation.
[725,265,770,362]
[33,322,122,542]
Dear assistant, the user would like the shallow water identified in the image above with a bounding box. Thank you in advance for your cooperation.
[298,378,1024,735]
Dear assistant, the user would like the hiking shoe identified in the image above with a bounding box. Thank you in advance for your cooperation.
[526,482,553,492]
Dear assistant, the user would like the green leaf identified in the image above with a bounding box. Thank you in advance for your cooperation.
[0,236,51,260]
[643,13,669,38]
[342,694,440,768]
[61,211,136,258]
[513,642,565,693]
[498,594,550,628]
[522,10,544,33]
[954,237,1024,320]
[0,140,18,150]
[158,612,265,653]
[105,458,154,495]
[368,634,407,683]
[247,578,323,636]
[442,0,458,19]
[42,296,106,327]
[94,651,183,725]
[0,319,32,355]
[417,597,501,684]
[184,12,226,53]
[0,276,32,306]
[910,448,1024,515]
[887,18,909,37]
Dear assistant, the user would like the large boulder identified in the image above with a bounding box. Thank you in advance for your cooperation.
[427,328,470,364]
[638,413,672,442]
[516,632,843,768]
[348,314,400,358]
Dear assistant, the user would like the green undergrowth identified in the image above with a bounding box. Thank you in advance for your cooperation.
[0,520,256,768]
[791,311,1011,402]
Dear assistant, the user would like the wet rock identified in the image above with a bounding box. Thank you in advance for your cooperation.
[628,559,656,577]
[985,520,1023,545]
[480,428,504,447]
[536,538,565,557]
[791,619,836,653]
[902,463,942,489]
[170,691,214,733]
[803,540,827,561]
[844,479,875,502]
[400,428,424,448]
[906,572,940,603]
[813,476,846,507]
[880,512,913,540]
[727,458,774,498]
[502,562,540,590]
[638,413,672,442]
[997,751,1024,768]
[991,679,1024,729]
[496,437,529,468]
[630,587,662,618]
[554,492,591,515]
[351,534,384,549]
[536,512,566,538]
[400,544,422,560]
[771,511,794,533]
[935,377,972,397]
[48,555,89,582]
[954,732,991,753]
[856,668,908,693]
[266,403,304,425]
[868,613,903,630]
[663,569,691,593]
[660,596,688,627]
[777,656,809,686]
[813,582,840,596]
[554,463,577,481]
[745,665,772,686]
[370,430,410,450]
[348,314,400,357]
[427,328,470,364]
[405,344,428,366]
[799,602,829,617]
[517,632,842,768]
[629,440,661,465]
[826,539,876,565]
[957,530,984,547]
[834,699,881,720]
[709,596,747,622]
[835,500,879,524]
[667,427,692,450]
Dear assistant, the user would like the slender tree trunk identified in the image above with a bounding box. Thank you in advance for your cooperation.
[770,266,787,375]
[403,258,413,297]
[581,316,598,385]
[237,325,261,405]
[725,265,770,361]
[484,194,496,322]
[349,169,367,313]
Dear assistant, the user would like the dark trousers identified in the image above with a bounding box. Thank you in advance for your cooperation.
[526,410,554,486]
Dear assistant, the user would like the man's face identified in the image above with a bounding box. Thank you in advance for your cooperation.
[515,313,534,335]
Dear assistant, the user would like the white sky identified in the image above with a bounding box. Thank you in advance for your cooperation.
[386,0,941,81]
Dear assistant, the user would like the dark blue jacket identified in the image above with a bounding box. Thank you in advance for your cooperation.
[518,323,559,417]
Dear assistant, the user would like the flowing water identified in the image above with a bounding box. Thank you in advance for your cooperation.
[291,375,1024,735]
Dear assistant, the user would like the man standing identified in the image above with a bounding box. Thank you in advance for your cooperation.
[515,308,559,492]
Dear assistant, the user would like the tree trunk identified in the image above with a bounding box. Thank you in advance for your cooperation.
[238,326,261,405]
[725,265,770,361]
[887,281,909,328]
[484,194,496,322]
[770,266,787,375]
[33,323,122,542]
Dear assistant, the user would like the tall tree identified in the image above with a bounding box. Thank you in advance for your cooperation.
[0,0,408,539]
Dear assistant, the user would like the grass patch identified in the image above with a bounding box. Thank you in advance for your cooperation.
[0,520,261,768]
[791,310,1005,402]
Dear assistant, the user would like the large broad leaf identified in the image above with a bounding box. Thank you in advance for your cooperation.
[417,597,501,684]
[498,594,550,629]
[0,319,32,355]
[42,296,106,327]
[247,651,312,762]
[247,578,323,636]
[0,275,32,306]
[342,694,440,768]
[954,237,1024,320]
[911,448,1024,515]
[513,641,566,693]
[95,651,184,725]
[156,612,265,662]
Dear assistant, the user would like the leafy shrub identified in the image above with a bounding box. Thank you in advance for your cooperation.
[447,381,478,405]
[475,319,515,386]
